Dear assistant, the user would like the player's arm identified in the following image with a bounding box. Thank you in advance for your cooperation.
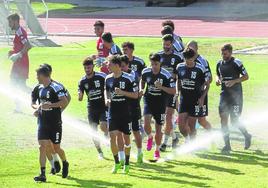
[115,81,139,99]
[215,62,222,86]
[176,79,182,98]
[226,61,249,87]
[139,74,146,97]
[155,78,176,95]
[78,81,84,101]
[42,96,68,109]
[21,40,32,54]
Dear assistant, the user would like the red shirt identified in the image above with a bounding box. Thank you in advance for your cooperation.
[96,36,110,74]
[97,36,109,58]
[11,26,29,79]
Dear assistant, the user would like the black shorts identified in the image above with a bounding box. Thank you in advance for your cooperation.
[143,98,166,126]
[130,105,141,131]
[219,93,243,119]
[179,97,200,117]
[198,95,208,117]
[166,94,177,109]
[108,117,131,135]
[38,120,62,144]
[88,108,107,128]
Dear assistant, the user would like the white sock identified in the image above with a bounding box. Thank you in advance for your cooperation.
[52,154,59,162]
[49,160,55,168]
[155,145,160,151]
[137,148,142,154]
[172,131,177,140]
[163,134,170,145]
[118,151,125,161]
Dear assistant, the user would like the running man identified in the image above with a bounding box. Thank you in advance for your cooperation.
[187,41,212,130]
[120,55,143,163]
[105,55,138,174]
[78,57,108,159]
[31,66,69,182]
[158,34,184,152]
[176,48,210,141]
[161,25,184,53]
[140,53,176,160]
[216,44,252,154]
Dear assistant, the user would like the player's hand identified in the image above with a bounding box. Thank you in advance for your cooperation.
[33,110,39,117]
[139,90,144,97]
[225,80,237,88]
[106,99,111,108]
[154,81,162,90]
[216,78,222,86]
[41,102,51,110]
[115,87,124,95]
[8,50,13,58]
[9,52,22,63]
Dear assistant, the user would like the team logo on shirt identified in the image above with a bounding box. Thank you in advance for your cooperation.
[160,58,164,63]
[171,58,175,65]
[146,77,151,83]
[84,83,89,89]
[180,70,185,77]
[46,91,50,99]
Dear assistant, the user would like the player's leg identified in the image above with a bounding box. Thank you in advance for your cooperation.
[153,112,165,160]
[109,120,121,173]
[161,106,174,152]
[51,124,69,178]
[198,96,212,130]
[144,114,153,151]
[188,116,198,139]
[45,141,56,174]
[88,109,104,157]
[219,95,231,154]
[230,100,251,150]
[117,133,125,166]
[132,117,143,164]
[122,121,131,174]
[144,100,153,151]
[178,112,191,142]
[34,139,50,182]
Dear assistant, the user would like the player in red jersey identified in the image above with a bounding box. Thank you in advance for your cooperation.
[7,13,32,112]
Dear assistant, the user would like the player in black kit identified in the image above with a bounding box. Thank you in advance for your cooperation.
[78,57,108,159]
[216,44,251,154]
[141,53,176,160]
[31,66,69,182]
[105,55,139,174]
[187,41,212,131]
[176,48,210,141]
[158,34,184,152]
[120,55,143,164]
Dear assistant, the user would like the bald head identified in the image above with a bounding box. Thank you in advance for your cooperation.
[187,40,198,53]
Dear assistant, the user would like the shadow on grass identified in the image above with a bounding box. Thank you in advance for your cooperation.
[59,176,133,188]
[196,150,268,168]
[130,162,211,187]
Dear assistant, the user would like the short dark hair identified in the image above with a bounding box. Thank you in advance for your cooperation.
[183,48,196,59]
[102,32,113,43]
[83,57,94,66]
[221,44,233,52]
[36,66,50,77]
[162,20,175,31]
[108,55,121,66]
[94,20,104,28]
[41,63,52,73]
[7,13,20,22]
[162,34,174,43]
[119,55,129,65]
[161,25,173,36]
[122,41,135,50]
[149,53,161,62]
